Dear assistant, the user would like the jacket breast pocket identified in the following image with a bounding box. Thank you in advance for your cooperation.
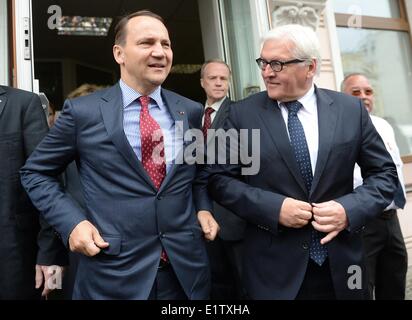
[328,141,357,169]
[331,141,355,156]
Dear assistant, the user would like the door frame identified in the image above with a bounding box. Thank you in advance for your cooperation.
[11,0,36,91]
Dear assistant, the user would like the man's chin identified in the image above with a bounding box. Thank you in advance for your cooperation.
[148,76,167,87]
[267,90,282,101]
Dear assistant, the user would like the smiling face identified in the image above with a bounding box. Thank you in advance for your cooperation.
[200,62,230,105]
[113,16,173,95]
[260,39,316,102]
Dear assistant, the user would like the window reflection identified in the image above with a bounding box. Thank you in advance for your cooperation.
[337,27,412,155]
[332,0,400,18]
[58,16,113,37]
[221,0,261,99]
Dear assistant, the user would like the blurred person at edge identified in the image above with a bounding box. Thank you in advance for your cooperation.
[0,85,67,299]
[342,73,408,300]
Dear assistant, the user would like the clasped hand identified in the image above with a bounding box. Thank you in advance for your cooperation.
[279,198,348,244]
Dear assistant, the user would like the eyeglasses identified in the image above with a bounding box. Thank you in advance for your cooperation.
[255,58,305,72]
[350,88,374,96]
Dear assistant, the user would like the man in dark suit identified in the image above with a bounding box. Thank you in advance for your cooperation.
[200,24,398,299]
[0,85,67,299]
[21,10,218,300]
[200,59,246,299]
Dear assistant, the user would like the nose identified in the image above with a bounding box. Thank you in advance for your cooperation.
[152,42,166,58]
[262,64,276,76]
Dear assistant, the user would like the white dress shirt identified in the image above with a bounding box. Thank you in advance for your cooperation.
[278,84,319,176]
[354,115,406,210]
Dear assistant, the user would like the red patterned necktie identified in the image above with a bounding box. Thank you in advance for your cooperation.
[139,96,168,263]
[139,96,166,190]
[202,107,215,138]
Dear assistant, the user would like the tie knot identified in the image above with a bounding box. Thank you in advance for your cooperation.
[285,100,302,115]
[205,107,215,116]
[139,96,150,111]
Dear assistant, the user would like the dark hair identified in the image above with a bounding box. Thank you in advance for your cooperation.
[114,10,165,46]
[200,59,231,79]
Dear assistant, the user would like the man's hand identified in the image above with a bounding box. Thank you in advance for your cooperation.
[197,210,220,241]
[312,200,348,245]
[35,265,65,298]
[279,198,312,228]
[69,220,109,256]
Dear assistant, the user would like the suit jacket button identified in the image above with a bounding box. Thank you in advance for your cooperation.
[302,243,309,250]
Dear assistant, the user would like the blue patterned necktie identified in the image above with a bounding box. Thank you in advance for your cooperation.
[285,100,328,266]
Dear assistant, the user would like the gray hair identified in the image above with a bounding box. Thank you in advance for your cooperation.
[340,72,369,92]
[200,59,231,79]
[262,24,321,76]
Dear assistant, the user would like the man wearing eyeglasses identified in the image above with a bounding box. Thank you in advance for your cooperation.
[342,73,407,300]
[200,24,398,299]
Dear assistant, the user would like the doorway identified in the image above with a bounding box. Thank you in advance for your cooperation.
[32,0,208,109]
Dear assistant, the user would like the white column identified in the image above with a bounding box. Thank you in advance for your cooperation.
[14,0,35,91]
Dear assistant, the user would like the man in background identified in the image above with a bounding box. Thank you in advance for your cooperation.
[200,59,245,299]
[342,73,408,300]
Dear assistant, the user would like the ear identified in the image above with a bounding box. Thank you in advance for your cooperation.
[200,78,205,89]
[113,45,124,65]
[306,59,318,78]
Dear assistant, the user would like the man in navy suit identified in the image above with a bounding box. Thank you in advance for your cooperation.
[21,10,218,300]
[200,59,246,299]
[201,24,398,299]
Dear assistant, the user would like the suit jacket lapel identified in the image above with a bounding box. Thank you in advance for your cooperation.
[158,89,189,192]
[257,96,308,195]
[99,84,156,190]
[0,86,7,118]
[310,87,337,196]
[211,98,230,130]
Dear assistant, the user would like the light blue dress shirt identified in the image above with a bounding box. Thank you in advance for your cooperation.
[120,80,177,173]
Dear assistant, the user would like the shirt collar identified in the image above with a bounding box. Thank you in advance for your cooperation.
[205,97,226,112]
[119,79,165,111]
[278,84,316,113]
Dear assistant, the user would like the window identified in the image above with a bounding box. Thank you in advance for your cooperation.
[333,0,412,157]
[220,0,261,100]
[334,0,401,19]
